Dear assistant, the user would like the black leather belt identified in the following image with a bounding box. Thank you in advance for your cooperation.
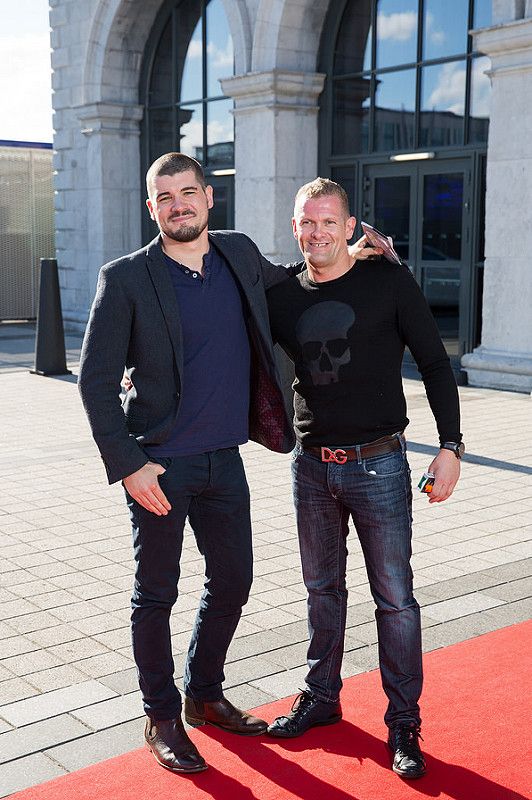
[304,434,403,465]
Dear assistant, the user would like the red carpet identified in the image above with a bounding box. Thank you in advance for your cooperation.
[11,622,532,800]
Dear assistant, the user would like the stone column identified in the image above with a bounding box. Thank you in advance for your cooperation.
[221,70,325,263]
[74,101,144,318]
[461,19,532,392]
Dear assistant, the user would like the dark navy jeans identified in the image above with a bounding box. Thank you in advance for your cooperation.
[126,447,252,721]
[292,435,422,728]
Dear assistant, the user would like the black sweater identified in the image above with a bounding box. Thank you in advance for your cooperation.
[267,258,461,447]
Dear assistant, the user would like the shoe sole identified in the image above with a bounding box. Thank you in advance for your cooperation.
[387,742,426,780]
[266,714,342,739]
[145,741,208,773]
[185,715,267,736]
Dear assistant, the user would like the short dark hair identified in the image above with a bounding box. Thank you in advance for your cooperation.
[294,177,351,218]
[146,152,206,197]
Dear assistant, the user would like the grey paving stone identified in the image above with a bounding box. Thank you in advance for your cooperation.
[2,649,64,676]
[483,597,532,626]
[223,654,283,689]
[0,713,90,764]
[0,635,38,659]
[46,638,109,664]
[0,753,67,798]
[481,576,532,602]
[70,691,143,730]
[422,592,505,622]
[0,599,40,622]
[74,651,133,679]
[223,683,276,712]
[44,718,142,773]
[0,677,39,705]
[243,606,301,630]
[98,667,139,696]
[250,666,308,701]
[25,664,90,693]
[0,680,117,727]
[226,629,287,663]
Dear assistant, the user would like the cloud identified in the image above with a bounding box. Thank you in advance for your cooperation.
[428,62,466,114]
[377,11,417,42]
[186,36,233,70]
[425,12,446,46]
[179,113,233,156]
[0,32,52,142]
[207,38,233,69]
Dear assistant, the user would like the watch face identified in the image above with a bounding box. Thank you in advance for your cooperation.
[457,442,465,457]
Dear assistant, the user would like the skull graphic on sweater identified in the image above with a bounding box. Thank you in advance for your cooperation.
[296,301,356,386]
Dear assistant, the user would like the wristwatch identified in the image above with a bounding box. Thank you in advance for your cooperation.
[440,441,465,459]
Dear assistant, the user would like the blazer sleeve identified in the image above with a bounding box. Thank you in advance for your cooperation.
[78,264,149,483]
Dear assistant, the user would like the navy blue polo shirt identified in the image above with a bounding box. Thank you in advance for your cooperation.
[144,246,250,457]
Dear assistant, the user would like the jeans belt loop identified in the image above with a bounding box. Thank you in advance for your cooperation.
[356,444,362,464]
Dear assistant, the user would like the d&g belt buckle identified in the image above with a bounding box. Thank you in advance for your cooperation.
[321,447,348,465]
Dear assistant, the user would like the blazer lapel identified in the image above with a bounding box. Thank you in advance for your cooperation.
[145,236,184,377]
[209,231,255,292]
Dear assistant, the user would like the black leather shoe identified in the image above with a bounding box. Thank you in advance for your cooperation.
[388,722,426,779]
[184,696,267,736]
[144,717,208,773]
[267,690,342,738]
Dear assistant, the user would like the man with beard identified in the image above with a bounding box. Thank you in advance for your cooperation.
[78,153,373,775]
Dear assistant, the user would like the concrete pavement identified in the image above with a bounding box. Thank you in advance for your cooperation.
[0,321,530,797]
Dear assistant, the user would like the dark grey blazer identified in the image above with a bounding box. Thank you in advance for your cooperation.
[78,232,295,484]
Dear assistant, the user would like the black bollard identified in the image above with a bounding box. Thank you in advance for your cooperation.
[31,258,72,376]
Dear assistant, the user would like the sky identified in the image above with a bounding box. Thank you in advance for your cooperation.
[0,0,53,143]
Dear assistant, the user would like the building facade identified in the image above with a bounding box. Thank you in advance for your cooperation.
[50,0,532,390]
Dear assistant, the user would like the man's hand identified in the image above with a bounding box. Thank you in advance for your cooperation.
[426,449,460,503]
[348,235,384,261]
[123,462,172,515]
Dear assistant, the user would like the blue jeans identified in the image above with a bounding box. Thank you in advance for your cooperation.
[292,436,422,728]
[126,447,252,720]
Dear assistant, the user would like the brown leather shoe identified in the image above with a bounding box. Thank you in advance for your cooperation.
[184,696,267,736]
[144,717,208,773]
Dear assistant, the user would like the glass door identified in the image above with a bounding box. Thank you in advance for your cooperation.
[361,158,472,362]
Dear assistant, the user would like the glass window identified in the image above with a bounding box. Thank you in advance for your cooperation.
[178,103,203,159]
[422,0,468,61]
[331,166,357,227]
[473,0,491,29]
[206,0,234,97]
[206,98,234,167]
[422,173,464,260]
[180,15,203,103]
[420,61,466,147]
[374,69,416,152]
[469,56,490,144]
[374,176,411,259]
[144,0,234,172]
[332,78,371,154]
[334,3,372,74]
[376,0,418,70]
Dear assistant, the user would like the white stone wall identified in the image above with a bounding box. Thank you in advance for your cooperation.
[462,15,532,391]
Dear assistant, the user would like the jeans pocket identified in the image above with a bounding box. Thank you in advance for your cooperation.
[362,450,405,477]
